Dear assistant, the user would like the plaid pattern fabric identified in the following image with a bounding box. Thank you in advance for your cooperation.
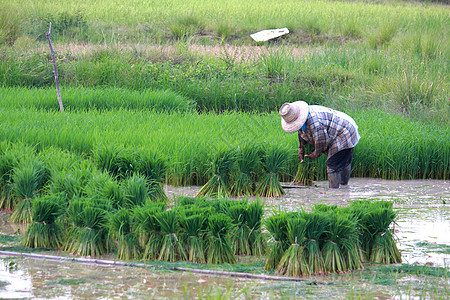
[298,105,360,159]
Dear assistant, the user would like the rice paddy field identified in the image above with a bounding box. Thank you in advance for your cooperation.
[0,0,449,299]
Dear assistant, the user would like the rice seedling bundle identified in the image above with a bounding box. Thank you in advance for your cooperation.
[303,212,328,275]
[92,144,136,179]
[179,213,207,263]
[23,196,63,249]
[276,217,310,277]
[132,204,166,260]
[157,209,187,262]
[264,212,293,271]
[320,212,362,274]
[230,146,261,196]
[0,151,17,210]
[255,146,289,197]
[195,150,236,198]
[109,208,142,260]
[63,199,110,256]
[10,158,49,223]
[361,207,401,264]
[122,173,148,208]
[246,200,266,256]
[138,152,168,202]
[207,213,236,264]
[85,172,124,209]
[228,202,251,255]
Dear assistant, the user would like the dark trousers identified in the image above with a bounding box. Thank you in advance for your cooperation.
[326,148,354,188]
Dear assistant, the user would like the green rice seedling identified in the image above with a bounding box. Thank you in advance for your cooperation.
[92,144,136,179]
[176,196,197,207]
[195,150,236,198]
[228,202,251,256]
[135,206,165,261]
[207,213,236,264]
[179,213,206,263]
[64,199,110,256]
[10,158,49,223]
[303,212,328,275]
[122,173,148,208]
[0,143,22,210]
[246,200,266,256]
[85,171,124,209]
[264,212,295,271]
[321,212,362,274]
[230,146,261,196]
[109,208,142,260]
[362,208,401,264]
[255,146,289,198]
[313,204,339,213]
[138,152,168,202]
[276,217,310,277]
[157,209,187,262]
[23,196,63,249]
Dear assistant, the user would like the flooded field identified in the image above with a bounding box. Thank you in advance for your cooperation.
[1,178,449,299]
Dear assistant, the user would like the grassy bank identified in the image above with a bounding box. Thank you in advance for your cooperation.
[0,0,448,124]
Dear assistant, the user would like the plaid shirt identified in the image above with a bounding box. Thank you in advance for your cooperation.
[298,105,360,159]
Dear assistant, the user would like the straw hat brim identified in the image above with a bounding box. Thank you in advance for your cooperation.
[280,101,309,133]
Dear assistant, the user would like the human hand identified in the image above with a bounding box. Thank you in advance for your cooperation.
[305,152,318,160]
[298,149,304,162]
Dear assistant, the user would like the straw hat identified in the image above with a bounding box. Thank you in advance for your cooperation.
[279,101,309,133]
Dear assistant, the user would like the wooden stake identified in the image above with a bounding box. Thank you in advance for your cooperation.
[46,22,64,112]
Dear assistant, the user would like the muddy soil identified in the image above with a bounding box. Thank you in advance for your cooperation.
[1,178,449,299]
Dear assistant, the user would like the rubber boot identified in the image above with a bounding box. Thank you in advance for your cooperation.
[327,169,341,189]
[340,164,351,186]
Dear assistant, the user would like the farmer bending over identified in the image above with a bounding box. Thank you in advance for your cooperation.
[279,101,360,188]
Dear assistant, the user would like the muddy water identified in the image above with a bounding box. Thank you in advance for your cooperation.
[1,178,449,299]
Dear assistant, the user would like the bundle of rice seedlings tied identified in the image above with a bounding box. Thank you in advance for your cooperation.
[228,200,251,256]
[23,196,64,249]
[321,212,362,274]
[138,152,168,203]
[122,173,149,208]
[109,208,142,260]
[85,172,124,210]
[230,146,261,196]
[179,211,207,263]
[92,144,136,180]
[10,158,49,223]
[264,212,294,271]
[276,216,310,277]
[134,202,167,260]
[207,213,236,264]
[157,209,187,262]
[195,149,236,198]
[63,199,111,257]
[0,142,35,210]
[246,199,266,256]
[303,212,328,275]
[255,145,289,197]
[362,203,401,264]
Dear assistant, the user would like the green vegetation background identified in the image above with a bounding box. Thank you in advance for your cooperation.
[0,0,448,181]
